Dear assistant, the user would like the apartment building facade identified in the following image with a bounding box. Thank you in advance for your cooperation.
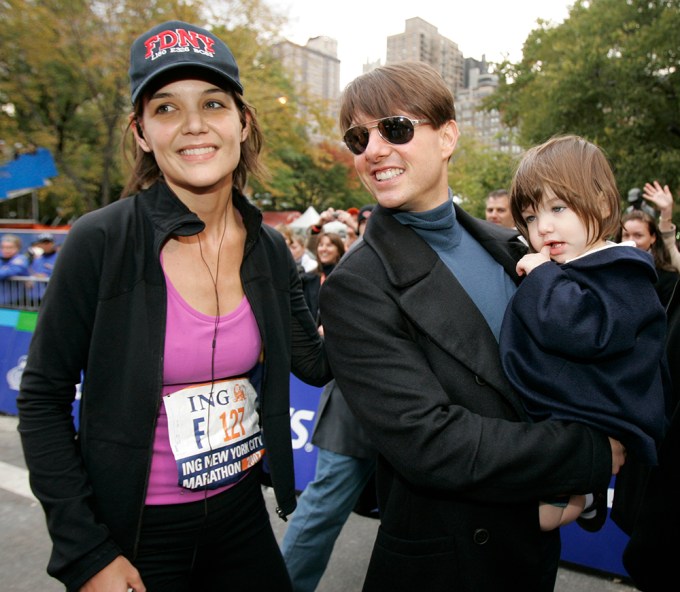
[386,17,465,100]
[274,17,518,152]
[272,36,341,137]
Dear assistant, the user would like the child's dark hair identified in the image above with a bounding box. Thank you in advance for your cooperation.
[510,135,621,249]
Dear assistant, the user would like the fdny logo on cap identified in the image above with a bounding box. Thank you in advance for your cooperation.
[144,27,216,61]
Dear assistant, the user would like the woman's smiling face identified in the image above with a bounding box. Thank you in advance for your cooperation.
[317,235,341,265]
[136,78,247,198]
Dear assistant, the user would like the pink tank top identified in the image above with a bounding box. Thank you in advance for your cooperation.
[145,267,262,505]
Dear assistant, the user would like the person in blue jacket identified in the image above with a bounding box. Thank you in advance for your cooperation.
[499,135,672,532]
[29,232,59,278]
[28,232,60,303]
[0,233,30,306]
[17,20,330,592]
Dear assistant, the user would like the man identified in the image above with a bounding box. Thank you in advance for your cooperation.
[30,232,59,278]
[342,223,358,250]
[28,232,60,304]
[281,205,377,592]
[619,284,679,591]
[485,188,515,228]
[0,234,30,307]
[319,62,624,592]
[356,204,373,235]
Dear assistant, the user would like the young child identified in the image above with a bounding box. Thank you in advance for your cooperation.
[499,135,671,531]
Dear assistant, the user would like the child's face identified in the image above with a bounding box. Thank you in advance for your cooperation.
[520,187,595,263]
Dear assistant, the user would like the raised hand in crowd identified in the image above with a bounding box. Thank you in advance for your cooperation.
[310,207,359,235]
[643,181,675,228]
[642,180,680,274]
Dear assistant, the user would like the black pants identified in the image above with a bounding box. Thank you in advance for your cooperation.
[135,469,292,591]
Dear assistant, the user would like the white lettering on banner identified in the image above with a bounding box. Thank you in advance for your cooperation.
[7,355,82,398]
[164,378,264,490]
[290,408,315,452]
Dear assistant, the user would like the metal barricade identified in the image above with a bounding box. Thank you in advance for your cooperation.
[0,276,50,311]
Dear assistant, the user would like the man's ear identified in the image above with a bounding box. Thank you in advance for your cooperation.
[440,119,459,159]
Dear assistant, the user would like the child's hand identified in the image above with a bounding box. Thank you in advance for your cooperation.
[516,245,551,276]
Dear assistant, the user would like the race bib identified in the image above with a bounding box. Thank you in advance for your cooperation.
[163,378,265,490]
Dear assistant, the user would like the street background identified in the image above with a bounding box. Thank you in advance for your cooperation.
[0,413,638,592]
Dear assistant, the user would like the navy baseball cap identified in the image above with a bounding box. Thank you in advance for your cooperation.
[129,20,243,104]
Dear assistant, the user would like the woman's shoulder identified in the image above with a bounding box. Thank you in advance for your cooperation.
[66,197,138,243]
[79,193,141,221]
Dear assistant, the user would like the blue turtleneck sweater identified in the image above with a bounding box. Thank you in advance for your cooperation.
[394,194,517,340]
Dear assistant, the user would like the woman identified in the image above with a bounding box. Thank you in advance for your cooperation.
[620,209,680,306]
[642,180,680,273]
[301,232,345,322]
[17,20,330,592]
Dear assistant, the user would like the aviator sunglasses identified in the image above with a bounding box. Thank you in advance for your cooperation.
[343,116,430,155]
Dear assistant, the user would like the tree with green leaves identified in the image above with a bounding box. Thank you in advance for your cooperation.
[0,0,361,221]
[447,135,518,219]
[0,0,206,218]
[488,0,680,214]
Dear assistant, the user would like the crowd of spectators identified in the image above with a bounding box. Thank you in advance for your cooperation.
[0,232,60,308]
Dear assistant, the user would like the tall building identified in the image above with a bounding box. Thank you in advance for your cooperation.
[464,56,488,89]
[456,66,521,154]
[273,18,518,152]
[272,37,341,136]
[386,17,464,99]
[385,20,519,154]
[362,58,382,77]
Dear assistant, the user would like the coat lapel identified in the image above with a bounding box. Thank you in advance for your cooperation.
[365,204,525,398]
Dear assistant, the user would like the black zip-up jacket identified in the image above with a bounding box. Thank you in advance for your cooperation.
[17,181,331,591]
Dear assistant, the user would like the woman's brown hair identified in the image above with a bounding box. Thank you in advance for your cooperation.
[620,209,676,272]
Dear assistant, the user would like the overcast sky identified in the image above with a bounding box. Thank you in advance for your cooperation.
[270,0,573,88]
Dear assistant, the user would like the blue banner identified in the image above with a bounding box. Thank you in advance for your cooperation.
[289,374,322,491]
[0,309,36,414]
[0,147,58,199]
[0,310,629,578]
